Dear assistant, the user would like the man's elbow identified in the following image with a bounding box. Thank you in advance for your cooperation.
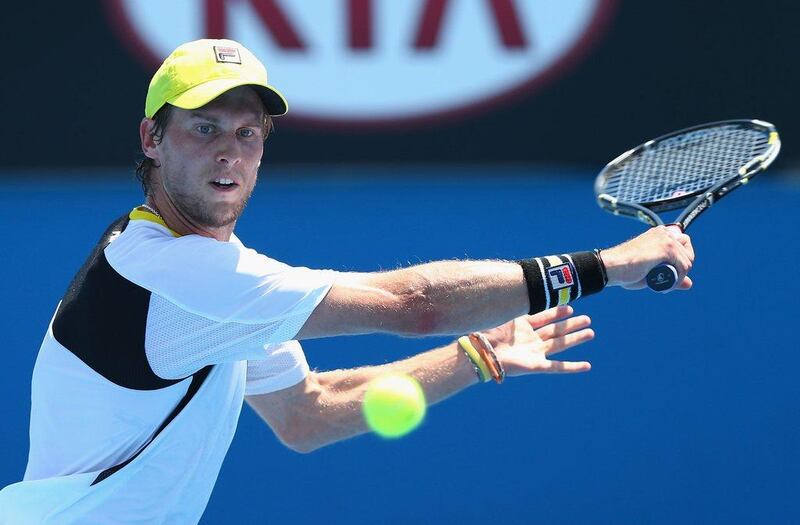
[405,308,444,336]
[280,434,320,454]
[271,408,325,454]
[395,290,445,336]
[284,441,315,454]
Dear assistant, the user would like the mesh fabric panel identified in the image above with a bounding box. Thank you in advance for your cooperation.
[145,294,307,380]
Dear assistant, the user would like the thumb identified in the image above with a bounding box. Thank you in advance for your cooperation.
[666,224,684,239]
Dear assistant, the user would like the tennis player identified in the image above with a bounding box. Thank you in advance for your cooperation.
[0,39,694,524]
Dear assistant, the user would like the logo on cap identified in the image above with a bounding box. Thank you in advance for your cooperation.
[214,46,241,64]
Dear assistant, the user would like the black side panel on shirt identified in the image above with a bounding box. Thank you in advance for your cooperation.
[52,214,183,390]
[91,365,212,486]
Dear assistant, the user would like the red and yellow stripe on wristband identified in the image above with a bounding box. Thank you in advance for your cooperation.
[545,255,576,306]
[517,251,606,315]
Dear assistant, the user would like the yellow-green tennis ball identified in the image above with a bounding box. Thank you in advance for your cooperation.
[363,374,427,439]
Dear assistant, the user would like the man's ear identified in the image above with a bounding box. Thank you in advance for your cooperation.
[140,118,159,161]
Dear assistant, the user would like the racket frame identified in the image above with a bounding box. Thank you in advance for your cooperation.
[595,119,781,231]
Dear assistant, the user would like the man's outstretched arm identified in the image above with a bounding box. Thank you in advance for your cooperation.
[296,226,694,340]
[248,306,592,453]
[299,258,530,338]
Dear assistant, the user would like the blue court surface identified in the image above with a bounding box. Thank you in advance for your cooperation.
[1,167,798,524]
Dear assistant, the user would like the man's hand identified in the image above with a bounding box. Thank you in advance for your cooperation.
[250,305,594,452]
[600,225,695,290]
[480,306,594,375]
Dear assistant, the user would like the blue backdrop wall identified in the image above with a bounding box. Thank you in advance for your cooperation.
[1,168,798,523]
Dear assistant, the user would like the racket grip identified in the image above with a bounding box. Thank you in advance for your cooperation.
[646,264,678,292]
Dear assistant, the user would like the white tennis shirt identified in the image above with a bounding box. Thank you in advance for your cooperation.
[0,209,337,524]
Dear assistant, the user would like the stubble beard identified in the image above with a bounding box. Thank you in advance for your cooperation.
[164,177,253,229]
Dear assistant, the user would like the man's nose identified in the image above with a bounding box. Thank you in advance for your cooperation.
[216,134,242,166]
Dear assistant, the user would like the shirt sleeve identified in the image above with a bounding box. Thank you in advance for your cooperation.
[104,222,337,379]
[106,226,337,329]
[244,341,310,396]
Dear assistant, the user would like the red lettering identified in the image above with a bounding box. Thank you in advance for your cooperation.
[204,0,306,49]
[248,1,306,49]
[413,0,448,49]
[414,0,528,50]
[349,0,372,49]
[205,0,226,39]
[488,0,527,48]
[204,0,526,53]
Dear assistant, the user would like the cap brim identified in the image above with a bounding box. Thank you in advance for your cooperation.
[168,78,288,116]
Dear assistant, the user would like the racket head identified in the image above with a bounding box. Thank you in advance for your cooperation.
[595,119,781,226]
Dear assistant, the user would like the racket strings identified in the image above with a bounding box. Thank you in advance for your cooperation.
[602,125,771,204]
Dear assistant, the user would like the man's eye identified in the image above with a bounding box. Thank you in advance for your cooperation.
[197,124,213,134]
[238,128,255,138]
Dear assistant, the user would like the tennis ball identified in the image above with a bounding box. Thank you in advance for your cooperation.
[363,374,427,439]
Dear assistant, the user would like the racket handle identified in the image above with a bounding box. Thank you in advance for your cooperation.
[646,264,678,292]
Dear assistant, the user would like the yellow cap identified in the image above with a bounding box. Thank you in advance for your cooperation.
[144,39,288,118]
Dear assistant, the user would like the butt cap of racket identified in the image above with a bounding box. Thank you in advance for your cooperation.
[646,264,678,293]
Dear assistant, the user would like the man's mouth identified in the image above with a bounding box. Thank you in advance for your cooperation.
[210,177,239,191]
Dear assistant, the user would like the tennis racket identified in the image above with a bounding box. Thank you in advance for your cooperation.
[594,119,781,292]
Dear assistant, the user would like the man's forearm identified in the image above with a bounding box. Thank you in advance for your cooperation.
[286,341,480,453]
[302,259,530,338]
[300,228,695,341]
[385,259,529,334]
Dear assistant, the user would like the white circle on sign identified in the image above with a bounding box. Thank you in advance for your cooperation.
[104,0,615,126]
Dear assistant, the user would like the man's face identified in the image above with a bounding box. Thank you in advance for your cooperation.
[151,86,266,228]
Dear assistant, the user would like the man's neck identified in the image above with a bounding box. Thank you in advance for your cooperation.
[145,195,234,242]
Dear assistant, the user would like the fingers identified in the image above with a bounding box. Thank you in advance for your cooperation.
[665,224,683,238]
[666,235,692,276]
[536,315,591,341]
[539,329,595,373]
[604,226,695,289]
[542,327,595,356]
[626,273,692,291]
[526,305,574,329]
[666,245,693,291]
[622,279,647,290]
[671,229,695,263]
[541,360,591,374]
[655,226,694,288]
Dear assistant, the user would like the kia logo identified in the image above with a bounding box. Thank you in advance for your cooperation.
[104,0,615,127]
